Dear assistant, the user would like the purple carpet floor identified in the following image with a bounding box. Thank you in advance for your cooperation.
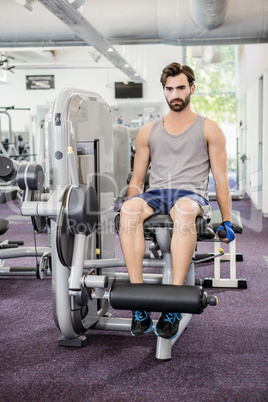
[0,197,267,401]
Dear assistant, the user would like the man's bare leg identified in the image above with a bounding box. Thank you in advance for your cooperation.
[169,198,201,285]
[155,198,201,339]
[119,198,154,336]
[119,198,154,283]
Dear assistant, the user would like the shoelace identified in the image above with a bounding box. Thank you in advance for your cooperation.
[164,312,182,324]
[133,310,148,322]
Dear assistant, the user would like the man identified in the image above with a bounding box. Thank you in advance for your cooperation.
[119,62,235,340]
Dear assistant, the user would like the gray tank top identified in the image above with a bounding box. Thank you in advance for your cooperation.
[147,115,210,200]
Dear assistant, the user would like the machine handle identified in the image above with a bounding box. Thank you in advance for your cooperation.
[218,229,227,239]
[67,147,79,188]
[8,240,24,245]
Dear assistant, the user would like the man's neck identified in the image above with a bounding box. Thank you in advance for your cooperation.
[166,106,196,124]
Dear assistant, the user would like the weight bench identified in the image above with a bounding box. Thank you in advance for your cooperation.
[196,209,247,289]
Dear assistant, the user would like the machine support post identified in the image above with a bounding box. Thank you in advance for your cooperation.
[69,234,87,290]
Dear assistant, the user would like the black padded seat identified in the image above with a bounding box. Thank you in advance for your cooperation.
[209,209,243,234]
[115,213,215,241]
[143,214,174,230]
[143,214,215,241]
[0,218,9,236]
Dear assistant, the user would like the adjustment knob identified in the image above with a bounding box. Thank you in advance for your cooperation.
[202,292,218,308]
[207,295,218,306]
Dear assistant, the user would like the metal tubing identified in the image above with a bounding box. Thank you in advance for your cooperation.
[114,272,163,284]
[0,247,50,259]
[92,316,132,332]
[51,222,79,339]
[162,252,172,284]
[21,201,61,217]
[155,314,192,360]
[155,228,171,253]
[67,147,79,188]
[0,267,36,276]
[69,234,87,290]
[83,274,108,289]
[92,316,156,333]
[84,257,164,269]
[185,262,195,286]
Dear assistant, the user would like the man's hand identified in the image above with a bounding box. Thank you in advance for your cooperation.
[216,221,235,244]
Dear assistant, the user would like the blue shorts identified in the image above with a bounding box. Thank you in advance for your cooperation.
[130,189,211,220]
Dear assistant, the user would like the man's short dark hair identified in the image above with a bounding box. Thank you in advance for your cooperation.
[160,62,195,88]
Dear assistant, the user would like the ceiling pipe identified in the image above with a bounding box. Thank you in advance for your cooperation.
[189,0,229,30]
[1,0,268,48]
[81,0,268,46]
[38,0,145,82]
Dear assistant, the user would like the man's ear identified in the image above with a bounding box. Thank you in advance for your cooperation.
[190,83,195,95]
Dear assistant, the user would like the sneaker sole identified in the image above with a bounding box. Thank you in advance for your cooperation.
[154,325,180,340]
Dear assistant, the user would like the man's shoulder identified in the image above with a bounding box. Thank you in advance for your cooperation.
[138,118,160,137]
[144,117,161,131]
[204,117,221,130]
[136,121,155,146]
[204,118,224,142]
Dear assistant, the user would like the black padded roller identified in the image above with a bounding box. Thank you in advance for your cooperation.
[110,283,205,314]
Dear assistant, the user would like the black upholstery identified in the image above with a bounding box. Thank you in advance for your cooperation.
[143,214,215,241]
[110,282,207,314]
[115,213,215,241]
[0,218,10,236]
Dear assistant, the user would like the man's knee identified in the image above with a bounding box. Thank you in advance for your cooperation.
[121,198,143,219]
[122,198,153,217]
[119,198,153,231]
[171,198,201,219]
[170,198,201,235]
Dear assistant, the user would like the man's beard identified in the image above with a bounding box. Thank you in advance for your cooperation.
[167,93,191,112]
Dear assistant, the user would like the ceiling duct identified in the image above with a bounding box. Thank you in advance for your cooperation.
[189,0,229,30]
[0,0,267,49]
[80,0,268,46]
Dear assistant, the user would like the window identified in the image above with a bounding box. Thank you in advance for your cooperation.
[186,45,238,195]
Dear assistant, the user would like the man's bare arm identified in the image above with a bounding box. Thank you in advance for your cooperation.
[205,119,232,222]
[127,123,152,198]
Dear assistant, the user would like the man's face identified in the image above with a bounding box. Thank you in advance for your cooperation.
[164,74,195,112]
